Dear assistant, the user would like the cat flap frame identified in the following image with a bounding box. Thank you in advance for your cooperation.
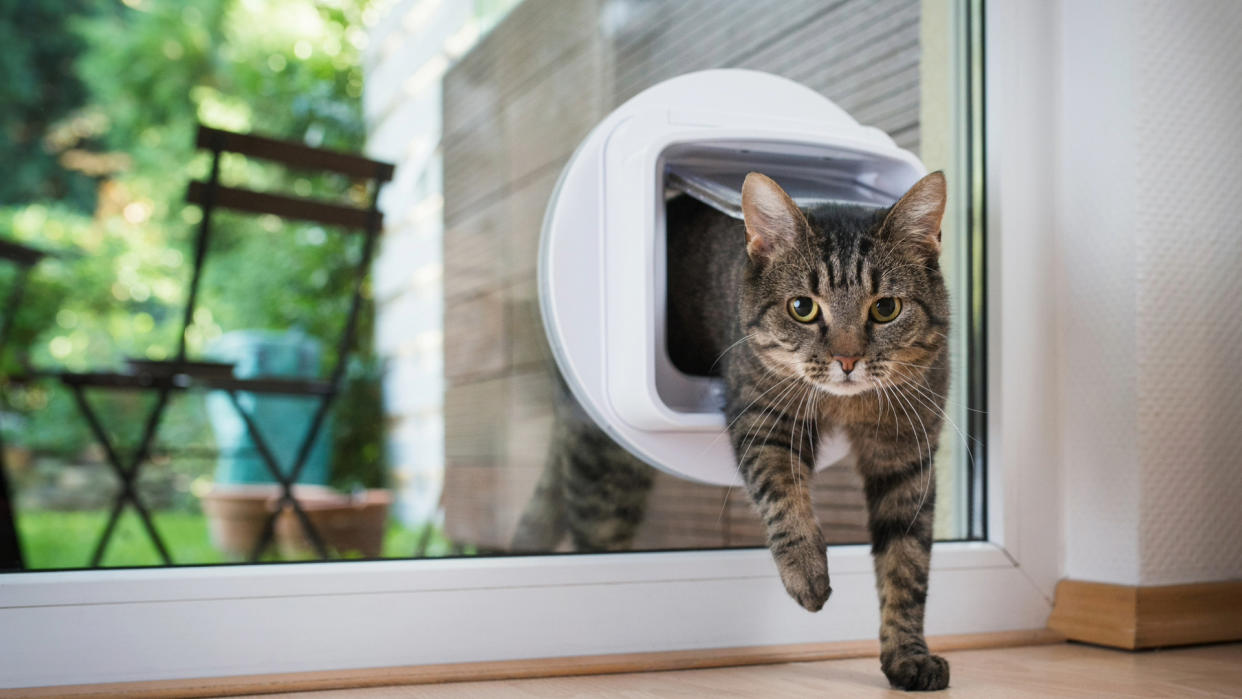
[539,69,925,486]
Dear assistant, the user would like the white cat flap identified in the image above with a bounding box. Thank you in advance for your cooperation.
[538,69,925,486]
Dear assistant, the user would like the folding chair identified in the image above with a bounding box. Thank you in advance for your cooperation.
[56,125,393,565]
[0,239,50,570]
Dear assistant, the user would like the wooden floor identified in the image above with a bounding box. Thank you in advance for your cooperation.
[262,642,1242,698]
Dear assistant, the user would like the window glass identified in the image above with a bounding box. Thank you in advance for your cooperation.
[1,0,978,570]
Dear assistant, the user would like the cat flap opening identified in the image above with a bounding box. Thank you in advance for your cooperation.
[665,148,897,220]
[539,69,924,486]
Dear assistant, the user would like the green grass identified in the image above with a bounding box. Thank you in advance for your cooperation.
[15,509,462,570]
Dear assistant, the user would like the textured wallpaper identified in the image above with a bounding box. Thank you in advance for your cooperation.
[1133,0,1242,585]
[1057,0,1242,586]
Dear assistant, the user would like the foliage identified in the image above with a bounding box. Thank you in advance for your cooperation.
[1,0,385,486]
[0,0,98,211]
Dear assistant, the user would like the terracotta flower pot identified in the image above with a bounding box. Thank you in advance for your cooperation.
[274,489,392,559]
[200,484,337,558]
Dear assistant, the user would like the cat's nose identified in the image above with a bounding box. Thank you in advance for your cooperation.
[833,355,862,374]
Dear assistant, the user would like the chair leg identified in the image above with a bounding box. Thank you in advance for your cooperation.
[224,390,330,561]
[0,269,32,570]
[0,430,24,570]
[69,384,173,567]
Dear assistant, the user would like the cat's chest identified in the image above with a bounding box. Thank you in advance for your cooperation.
[813,426,853,471]
[811,397,866,471]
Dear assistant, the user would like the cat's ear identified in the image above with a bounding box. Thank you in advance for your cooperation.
[881,171,946,257]
[741,172,806,262]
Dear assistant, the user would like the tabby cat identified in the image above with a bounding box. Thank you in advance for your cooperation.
[514,171,952,691]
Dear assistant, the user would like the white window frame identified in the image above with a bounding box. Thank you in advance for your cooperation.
[0,1,1060,689]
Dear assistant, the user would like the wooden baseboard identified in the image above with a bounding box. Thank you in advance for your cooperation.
[0,629,1061,699]
[1048,579,1242,650]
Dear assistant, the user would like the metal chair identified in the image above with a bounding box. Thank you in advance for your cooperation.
[55,125,394,565]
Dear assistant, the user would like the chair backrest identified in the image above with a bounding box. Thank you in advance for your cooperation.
[0,240,47,268]
[180,125,394,376]
[187,126,394,230]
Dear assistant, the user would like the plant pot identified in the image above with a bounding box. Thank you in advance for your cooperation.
[274,489,392,559]
[200,484,337,558]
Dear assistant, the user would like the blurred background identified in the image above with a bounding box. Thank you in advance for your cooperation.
[1,0,972,569]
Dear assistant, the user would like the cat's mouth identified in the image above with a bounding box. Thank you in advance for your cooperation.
[805,360,875,397]
[815,377,874,397]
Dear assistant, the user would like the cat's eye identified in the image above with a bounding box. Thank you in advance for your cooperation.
[870,297,902,323]
[787,297,819,323]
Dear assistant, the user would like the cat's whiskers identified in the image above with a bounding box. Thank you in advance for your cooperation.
[883,359,936,371]
[731,384,796,482]
[739,376,802,454]
[887,383,934,534]
[868,377,887,440]
[790,384,816,493]
[714,370,800,524]
[874,375,901,437]
[804,385,821,481]
[882,379,926,512]
[885,362,988,414]
[899,384,953,533]
[755,382,814,496]
[887,365,985,532]
[891,383,930,472]
[710,371,799,527]
[709,333,760,373]
[716,487,734,524]
[702,373,798,459]
[890,365,980,478]
[879,380,895,436]
[735,376,805,476]
[902,378,962,412]
[788,384,808,486]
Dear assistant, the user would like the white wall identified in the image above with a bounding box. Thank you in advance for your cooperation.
[1130,0,1242,585]
[364,0,471,525]
[364,0,521,528]
[1054,0,1242,586]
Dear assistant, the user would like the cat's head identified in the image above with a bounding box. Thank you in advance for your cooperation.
[738,171,949,397]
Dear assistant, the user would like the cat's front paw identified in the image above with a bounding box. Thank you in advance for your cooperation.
[774,540,831,611]
[883,653,950,692]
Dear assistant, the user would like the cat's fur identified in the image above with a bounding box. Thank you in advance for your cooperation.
[514,172,951,691]
[510,371,655,552]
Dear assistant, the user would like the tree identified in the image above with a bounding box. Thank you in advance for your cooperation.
[0,0,98,211]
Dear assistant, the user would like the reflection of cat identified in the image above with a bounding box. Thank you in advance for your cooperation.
[514,172,952,691]
[510,371,655,553]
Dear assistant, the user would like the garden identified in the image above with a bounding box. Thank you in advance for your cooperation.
[1,0,453,568]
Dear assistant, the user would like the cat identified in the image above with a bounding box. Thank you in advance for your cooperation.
[513,171,952,692]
